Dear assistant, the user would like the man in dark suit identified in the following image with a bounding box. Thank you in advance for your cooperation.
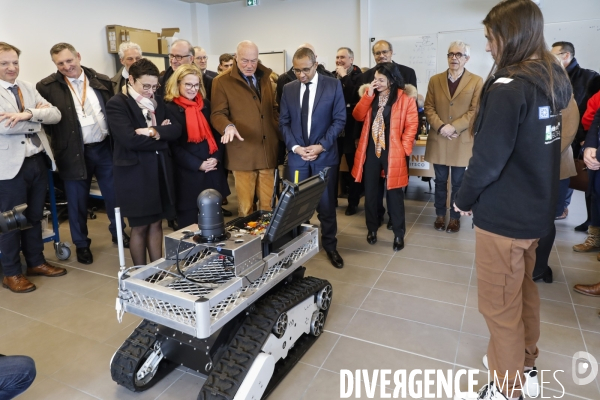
[279,47,346,269]
[0,42,66,293]
[193,46,217,79]
[37,42,127,265]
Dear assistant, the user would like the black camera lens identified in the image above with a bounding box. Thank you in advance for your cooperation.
[0,204,29,233]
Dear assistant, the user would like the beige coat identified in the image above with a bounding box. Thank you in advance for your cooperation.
[560,96,579,179]
[210,60,280,171]
[424,69,483,167]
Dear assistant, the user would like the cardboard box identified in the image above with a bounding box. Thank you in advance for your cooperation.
[106,25,159,54]
[158,28,180,55]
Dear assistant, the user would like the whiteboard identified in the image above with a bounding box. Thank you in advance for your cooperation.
[259,51,287,75]
[437,29,494,83]
[388,34,438,95]
[437,19,600,85]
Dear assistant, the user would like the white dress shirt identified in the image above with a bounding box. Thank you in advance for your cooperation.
[67,71,108,144]
[0,79,43,157]
[292,72,319,154]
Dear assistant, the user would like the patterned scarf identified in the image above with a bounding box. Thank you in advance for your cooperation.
[127,85,157,127]
[371,90,390,158]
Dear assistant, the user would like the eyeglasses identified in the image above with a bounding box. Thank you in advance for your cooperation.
[169,54,192,61]
[139,83,160,91]
[195,56,208,61]
[373,50,390,57]
[293,64,316,75]
[183,83,200,90]
[447,52,466,59]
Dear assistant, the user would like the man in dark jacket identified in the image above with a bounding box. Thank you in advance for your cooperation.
[333,47,363,215]
[551,41,600,227]
[275,43,334,107]
[159,40,212,100]
[37,43,127,265]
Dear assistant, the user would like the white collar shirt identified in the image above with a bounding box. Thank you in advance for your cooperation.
[299,71,319,138]
[67,70,108,144]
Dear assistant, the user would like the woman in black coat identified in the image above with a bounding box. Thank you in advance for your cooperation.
[163,64,230,228]
[106,59,181,266]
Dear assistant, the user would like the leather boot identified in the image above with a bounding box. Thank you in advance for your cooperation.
[573,226,600,252]
[2,275,36,293]
[573,281,600,297]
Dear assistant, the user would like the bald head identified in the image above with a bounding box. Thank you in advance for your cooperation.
[236,40,259,77]
[298,43,316,57]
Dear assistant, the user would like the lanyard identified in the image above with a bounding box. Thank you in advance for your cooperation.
[16,86,25,112]
[64,74,88,115]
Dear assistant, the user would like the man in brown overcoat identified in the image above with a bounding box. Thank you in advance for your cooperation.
[211,40,280,216]
[424,40,483,233]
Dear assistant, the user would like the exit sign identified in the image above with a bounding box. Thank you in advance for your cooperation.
[247,0,259,6]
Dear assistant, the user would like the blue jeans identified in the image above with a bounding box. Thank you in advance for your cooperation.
[0,356,36,400]
[433,164,466,220]
[555,178,571,218]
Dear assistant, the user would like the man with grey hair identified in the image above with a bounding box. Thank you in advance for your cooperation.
[211,40,280,217]
[424,40,483,233]
[193,46,217,79]
[157,39,195,98]
[333,47,363,216]
[110,41,142,95]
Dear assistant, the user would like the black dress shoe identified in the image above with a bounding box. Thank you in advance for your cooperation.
[326,250,344,269]
[387,220,393,230]
[533,266,553,283]
[345,204,357,216]
[367,231,377,245]
[221,207,232,217]
[393,236,404,252]
[168,219,179,231]
[76,247,93,264]
[575,221,590,232]
[112,232,130,248]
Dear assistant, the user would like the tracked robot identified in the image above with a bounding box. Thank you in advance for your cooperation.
[110,169,333,399]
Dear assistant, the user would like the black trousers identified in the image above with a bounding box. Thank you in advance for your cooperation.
[0,155,48,276]
[344,150,363,208]
[363,143,405,237]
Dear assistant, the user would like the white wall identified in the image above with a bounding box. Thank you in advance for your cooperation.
[206,0,600,71]
[208,0,361,72]
[2,0,205,83]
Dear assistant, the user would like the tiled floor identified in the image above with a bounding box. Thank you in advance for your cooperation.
[2,177,600,399]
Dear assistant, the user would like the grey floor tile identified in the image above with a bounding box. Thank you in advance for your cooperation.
[454,332,489,369]
[538,322,586,357]
[374,271,469,305]
[361,288,465,331]
[461,307,490,338]
[395,244,474,268]
[19,376,97,400]
[576,305,600,334]
[344,309,461,363]
[305,258,383,288]
[324,303,358,334]
[269,362,318,400]
[540,298,580,328]
[386,256,472,285]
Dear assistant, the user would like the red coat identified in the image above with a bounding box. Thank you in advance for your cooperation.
[352,87,419,189]
[582,90,600,131]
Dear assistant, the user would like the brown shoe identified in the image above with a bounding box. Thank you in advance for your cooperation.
[434,216,445,231]
[446,219,460,233]
[27,262,67,277]
[573,226,600,252]
[2,275,36,293]
[573,282,600,297]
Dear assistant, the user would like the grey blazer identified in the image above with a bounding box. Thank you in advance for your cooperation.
[0,79,60,180]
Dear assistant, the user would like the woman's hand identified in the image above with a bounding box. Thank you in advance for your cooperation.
[135,128,150,136]
[200,158,218,172]
[453,202,472,216]
[584,147,600,170]
[161,119,171,126]
[367,80,377,97]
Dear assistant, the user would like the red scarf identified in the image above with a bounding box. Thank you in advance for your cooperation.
[172,95,218,154]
